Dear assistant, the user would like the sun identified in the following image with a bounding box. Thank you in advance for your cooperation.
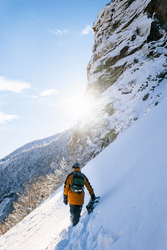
[63,95,93,120]
[69,97,91,117]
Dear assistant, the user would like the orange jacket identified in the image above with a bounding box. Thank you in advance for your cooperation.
[64,168,94,205]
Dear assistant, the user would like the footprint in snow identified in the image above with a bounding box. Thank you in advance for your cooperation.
[54,227,72,250]
[97,230,122,250]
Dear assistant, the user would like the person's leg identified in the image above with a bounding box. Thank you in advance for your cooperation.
[70,205,82,226]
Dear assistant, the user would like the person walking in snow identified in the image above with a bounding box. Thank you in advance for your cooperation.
[63,162,96,226]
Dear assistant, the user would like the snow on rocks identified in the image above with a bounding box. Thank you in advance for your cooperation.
[69,0,167,166]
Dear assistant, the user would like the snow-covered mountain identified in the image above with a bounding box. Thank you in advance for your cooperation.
[0,0,167,233]
[0,80,167,250]
[0,130,72,221]
[0,133,62,163]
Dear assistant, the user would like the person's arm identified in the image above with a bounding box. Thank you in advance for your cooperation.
[84,175,95,199]
[63,173,71,205]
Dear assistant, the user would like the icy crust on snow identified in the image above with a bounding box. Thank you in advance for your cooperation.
[1,91,167,250]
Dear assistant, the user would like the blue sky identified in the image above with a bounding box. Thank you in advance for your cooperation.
[0,0,108,158]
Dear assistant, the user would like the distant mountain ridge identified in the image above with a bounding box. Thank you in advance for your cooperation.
[0,132,62,163]
[0,0,167,223]
[0,129,72,220]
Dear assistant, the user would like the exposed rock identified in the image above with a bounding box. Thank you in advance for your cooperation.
[147,21,163,42]
[68,0,167,165]
[143,93,150,101]
[145,0,167,28]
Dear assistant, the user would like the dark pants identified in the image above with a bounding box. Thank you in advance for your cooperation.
[70,204,83,226]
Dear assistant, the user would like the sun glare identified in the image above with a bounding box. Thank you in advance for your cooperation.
[63,95,93,120]
[69,97,91,117]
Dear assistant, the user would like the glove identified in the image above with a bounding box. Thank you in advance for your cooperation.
[63,195,68,205]
[91,193,96,201]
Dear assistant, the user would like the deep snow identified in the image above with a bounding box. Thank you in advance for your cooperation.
[0,88,167,250]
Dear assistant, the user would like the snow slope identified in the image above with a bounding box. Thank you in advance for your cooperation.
[0,88,167,250]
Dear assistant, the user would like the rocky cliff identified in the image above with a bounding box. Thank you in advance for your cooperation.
[68,0,167,165]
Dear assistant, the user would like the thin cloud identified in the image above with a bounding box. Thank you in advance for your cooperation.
[40,89,58,97]
[0,76,31,93]
[61,97,73,103]
[30,95,38,98]
[81,25,92,35]
[49,29,70,36]
[0,111,19,124]
[57,29,62,35]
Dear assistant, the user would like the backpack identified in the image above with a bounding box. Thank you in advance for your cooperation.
[71,172,85,193]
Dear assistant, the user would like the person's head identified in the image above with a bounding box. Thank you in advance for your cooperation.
[72,162,81,170]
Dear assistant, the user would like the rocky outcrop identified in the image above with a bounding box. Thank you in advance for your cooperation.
[87,0,167,96]
[68,0,167,166]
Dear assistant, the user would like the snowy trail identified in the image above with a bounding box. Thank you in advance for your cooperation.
[54,204,122,250]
